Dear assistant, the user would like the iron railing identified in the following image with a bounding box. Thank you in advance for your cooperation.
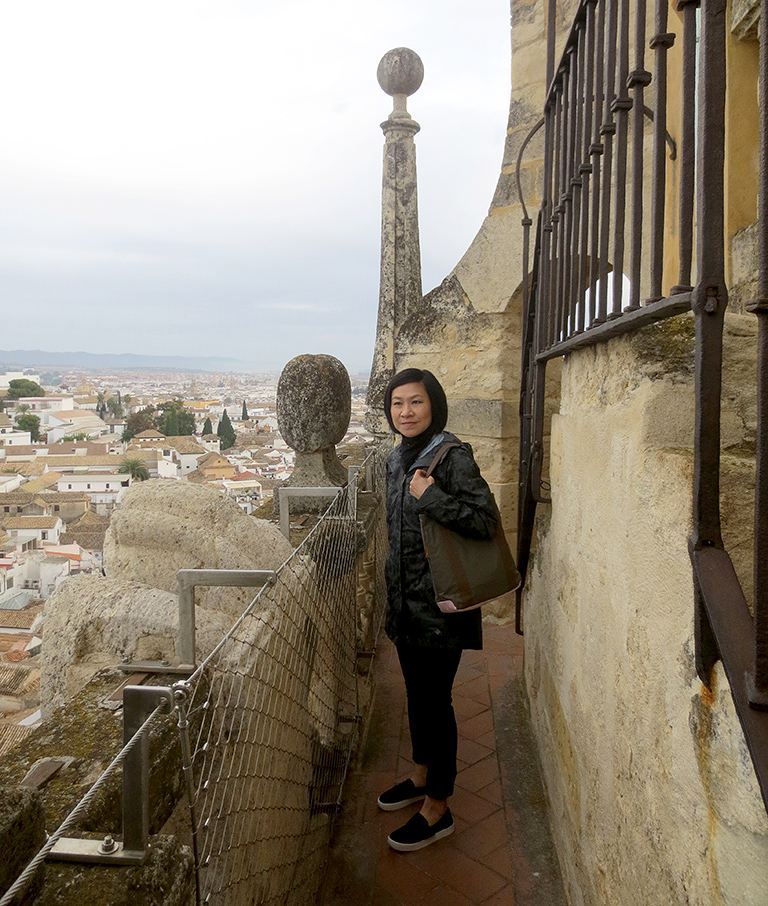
[516,0,768,815]
[0,442,389,905]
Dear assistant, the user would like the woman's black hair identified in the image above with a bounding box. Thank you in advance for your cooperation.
[383,368,448,436]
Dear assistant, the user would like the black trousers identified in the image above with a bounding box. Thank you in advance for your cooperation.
[397,644,463,800]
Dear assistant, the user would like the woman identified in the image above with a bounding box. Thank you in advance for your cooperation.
[378,367,498,852]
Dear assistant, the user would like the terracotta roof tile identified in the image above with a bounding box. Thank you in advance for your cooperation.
[0,723,31,756]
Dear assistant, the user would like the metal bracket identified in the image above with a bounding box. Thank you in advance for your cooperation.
[47,685,174,866]
[119,569,277,676]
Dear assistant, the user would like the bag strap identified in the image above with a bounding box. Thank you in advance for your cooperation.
[424,442,462,478]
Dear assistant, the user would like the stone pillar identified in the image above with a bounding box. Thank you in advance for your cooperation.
[366,47,424,434]
[277,354,351,511]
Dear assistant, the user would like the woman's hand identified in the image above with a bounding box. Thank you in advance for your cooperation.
[409,469,435,499]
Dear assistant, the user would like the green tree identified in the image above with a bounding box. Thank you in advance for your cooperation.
[7,379,45,399]
[202,416,213,436]
[123,407,157,441]
[241,400,248,421]
[15,412,41,441]
[155,399,195,436]
[217,409,236,450]
[107,397,123,418]
[119,458,150,481]
[162,406,179,436]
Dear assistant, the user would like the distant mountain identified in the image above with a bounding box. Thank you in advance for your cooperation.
[0,349,261,373]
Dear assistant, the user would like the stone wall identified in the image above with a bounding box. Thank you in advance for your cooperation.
[523,316,768,905]
[393,0,575,558]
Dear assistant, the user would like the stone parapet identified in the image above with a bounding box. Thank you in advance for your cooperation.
[524,316,768,905]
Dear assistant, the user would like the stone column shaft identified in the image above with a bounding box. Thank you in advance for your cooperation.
[367,49,424,433]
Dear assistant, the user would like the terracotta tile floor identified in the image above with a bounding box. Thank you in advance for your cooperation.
[322,624,566,905]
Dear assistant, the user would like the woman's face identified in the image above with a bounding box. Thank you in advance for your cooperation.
[390,381,432,437]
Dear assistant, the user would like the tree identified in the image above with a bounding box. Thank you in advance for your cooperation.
[7,379,44,399]
[155,399,195,436]
[15,412,40,441]
[202,416,213,436]
[123,407,157,441]
[107,396,123,418]
[241,400,248,421]
[119,458,150,481]
[217,409,236,450]
[162,406,179,436]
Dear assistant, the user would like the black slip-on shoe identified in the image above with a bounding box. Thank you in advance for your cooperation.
[387,809,454,852]
[377,778,428,812]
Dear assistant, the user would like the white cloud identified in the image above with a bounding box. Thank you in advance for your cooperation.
[0,0,511,371]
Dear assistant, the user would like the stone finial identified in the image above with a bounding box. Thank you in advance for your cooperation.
[377,47,424,121]
[366,49,424,434]
[277,354,351,504]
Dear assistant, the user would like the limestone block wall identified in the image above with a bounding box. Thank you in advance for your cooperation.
[393,1,576,552]
[523,318,768,905]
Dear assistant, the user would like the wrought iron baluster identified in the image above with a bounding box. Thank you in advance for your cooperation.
[550,81,563,347]
[610,0,632,317]
[556,66,571,345]
[588,0,607,327]
[672,0,699,294]
[541,103,555,354]
[563,39,581,341]
[647,0,675,303]
[576,1,597,334]
[597,0,619,324]
[627,0,650,311]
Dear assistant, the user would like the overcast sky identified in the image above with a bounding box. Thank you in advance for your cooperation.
[0,1,511,374]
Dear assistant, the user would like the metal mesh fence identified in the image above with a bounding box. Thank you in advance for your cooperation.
[0,440,390,906]
[175,441,390,905]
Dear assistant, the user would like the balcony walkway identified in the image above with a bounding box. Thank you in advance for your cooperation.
[322,623,566,905]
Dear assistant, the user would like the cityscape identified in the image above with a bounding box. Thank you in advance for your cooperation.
[0,363,371,742]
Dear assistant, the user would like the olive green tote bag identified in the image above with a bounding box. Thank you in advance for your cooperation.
[419,442,521,613]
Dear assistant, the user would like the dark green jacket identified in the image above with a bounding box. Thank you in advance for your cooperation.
[385,431,498,649]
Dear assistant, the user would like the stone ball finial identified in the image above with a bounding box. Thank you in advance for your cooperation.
[377,48,424,97]
[277,354,351,454]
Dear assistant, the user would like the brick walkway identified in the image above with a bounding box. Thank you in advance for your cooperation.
[322,624,565,905]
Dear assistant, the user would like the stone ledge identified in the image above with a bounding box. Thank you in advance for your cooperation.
[0,785,44,898]
[35,835,194,906]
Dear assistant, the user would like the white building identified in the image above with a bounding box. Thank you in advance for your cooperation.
[0,413,32,447]
[222,473,262,515]
[0,516,64,549]
[0,475,23,494]
[200,434,221,454]
[7,396,73,420]
[45,410,109,443]
[0,372,40,390]
[57,472,129,513]
[22,553,71,598]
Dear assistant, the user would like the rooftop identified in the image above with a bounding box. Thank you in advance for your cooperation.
[0,516,61,530]
[0,607,42,631]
